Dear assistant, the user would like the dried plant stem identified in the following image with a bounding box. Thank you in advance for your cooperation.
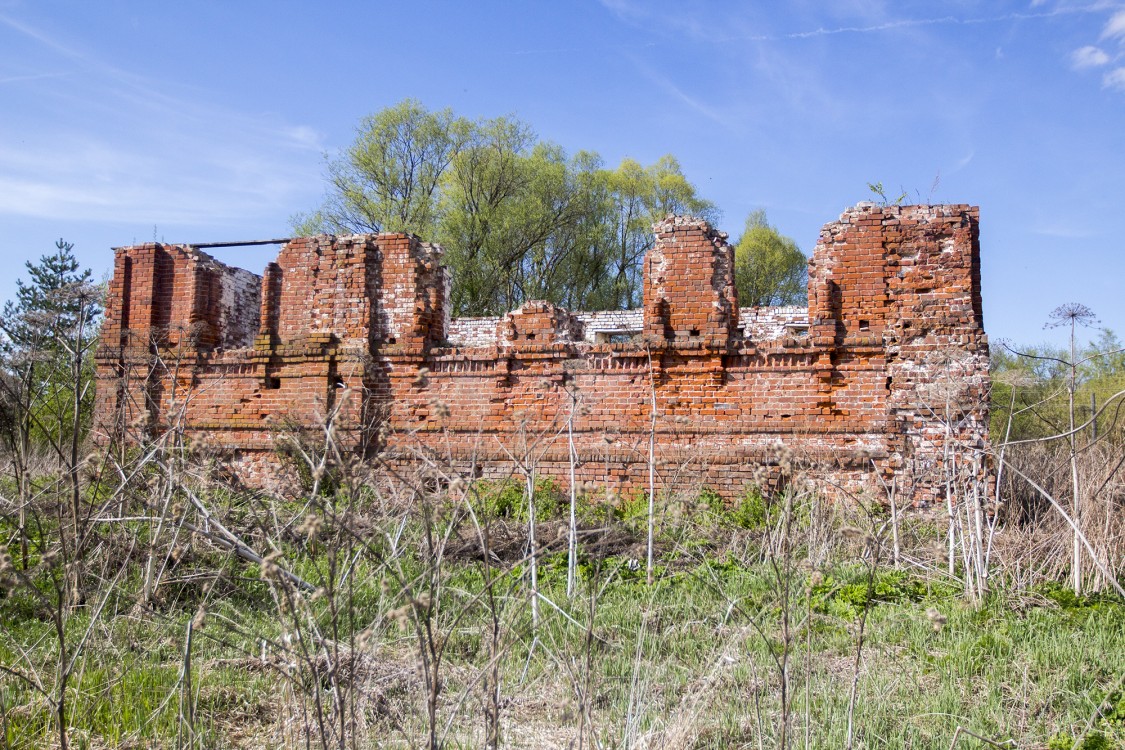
[646,355,657,586]
[177,618,196,750]
[999,459,1125,597]
[1067,315,1083,594]
[845,531,881,750]
[567,390,579,599]
[526,467,540,629]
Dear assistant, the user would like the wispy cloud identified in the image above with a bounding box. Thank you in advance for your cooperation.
[597,0,650,24]
[0,71,69,85]
[764,5,1112,42]
[1031,221,1098,239]
[0,126,316,224]
[625,54,734,129]
[603,1,1111,45]
[282,125,326,151]
[597,0,714,42]
[0,13,323,227]
[1104,66,1125,90]
[1071,44,1111,67]
[0,13,78,58]
[1100,8,1125,40]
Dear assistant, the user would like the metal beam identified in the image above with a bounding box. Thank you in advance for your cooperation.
[111,238,294,251]
[190,239,293,249]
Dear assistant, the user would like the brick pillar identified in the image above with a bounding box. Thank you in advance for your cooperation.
[257,262,282,350]
[93,243,180,443]
[93,247,138,444]
[374,234,447,350]
[642,215,738,346]
[808,205,891,348]
[811,204,989,505]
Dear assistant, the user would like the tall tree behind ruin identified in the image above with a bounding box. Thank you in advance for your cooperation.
[734,209,808,307]
[294,100,716,316]
[602,155,718,309]
[294,99,471,238]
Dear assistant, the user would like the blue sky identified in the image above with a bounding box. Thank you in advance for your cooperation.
[1,0,1122,348]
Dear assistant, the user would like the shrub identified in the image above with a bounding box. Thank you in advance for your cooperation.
[812,568,955,618]
[727,487,778,530]
[471,477,565,521]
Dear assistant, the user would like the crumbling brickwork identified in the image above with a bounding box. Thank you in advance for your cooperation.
[94,204,990,505]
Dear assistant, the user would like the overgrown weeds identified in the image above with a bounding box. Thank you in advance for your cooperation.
[3,427,1121,748]
[1,337,1123,747]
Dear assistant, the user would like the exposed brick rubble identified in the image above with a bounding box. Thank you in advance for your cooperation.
[94,204,990,505]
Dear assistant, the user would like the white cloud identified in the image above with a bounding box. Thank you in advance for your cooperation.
[283,125,324,150]
[0,15,324,227]
[624,53,734,128]
[0,71,69,85]
[1071,45,1110,68]
[1101,9,1125,41]
[1103,66,1125,91]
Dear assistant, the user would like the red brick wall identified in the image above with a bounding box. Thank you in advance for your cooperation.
[94,205,989,506]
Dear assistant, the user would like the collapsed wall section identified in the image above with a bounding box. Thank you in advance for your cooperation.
[93,233,448,465]
[93,243,263,445]
[94,205,989,505]
[97,242,262,353]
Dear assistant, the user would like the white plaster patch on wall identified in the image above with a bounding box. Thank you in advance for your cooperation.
[218,265,262,349]
[446,316,503,347]
[738,306,809,341]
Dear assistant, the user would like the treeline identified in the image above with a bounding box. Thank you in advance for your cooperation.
[295,99,807,316]
[988,306,1124,594]
[991,323,1125,442]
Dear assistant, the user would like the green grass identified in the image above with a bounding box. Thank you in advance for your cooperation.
[2,486,1123,749]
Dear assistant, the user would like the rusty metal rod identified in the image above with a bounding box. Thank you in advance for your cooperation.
[189,238,293,248]
[112,238,293,250]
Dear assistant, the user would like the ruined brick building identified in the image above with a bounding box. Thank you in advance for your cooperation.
[93,203,990,504]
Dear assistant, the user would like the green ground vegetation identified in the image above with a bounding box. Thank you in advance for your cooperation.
[2,475,1122,749]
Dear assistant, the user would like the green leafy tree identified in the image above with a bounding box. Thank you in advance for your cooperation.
[438,118,558,314]
[0,239,101,605]
[990,342,1067,440]
[990,326,1125,444]
[295,101,718,315]
[293,99,471,237]
[0,239,102,449]
[1082,328,1125,383]
[733,210,808,307]
[601,156,718,309]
